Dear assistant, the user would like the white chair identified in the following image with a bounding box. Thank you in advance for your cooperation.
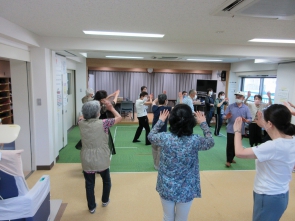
[0,124,50,221]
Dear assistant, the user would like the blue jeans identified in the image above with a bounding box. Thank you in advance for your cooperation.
[253,191,289,221]
[83,169,111,210]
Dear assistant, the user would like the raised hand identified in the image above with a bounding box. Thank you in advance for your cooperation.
[194,111,206,124]
[255,110,266,127]
[159,109,170,122]
[247,91,251,98]
[267,91,271,98]
[234,117,243,131]
[103,99,114,111]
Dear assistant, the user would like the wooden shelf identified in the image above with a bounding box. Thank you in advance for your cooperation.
[0,77,13,124]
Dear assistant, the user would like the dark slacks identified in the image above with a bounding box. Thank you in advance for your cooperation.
[249,123,262,147]
[226,133,236,163]
[133,116,151,145]
[214,113,223,135]
[206,110,214,126]
[83,168,111,210]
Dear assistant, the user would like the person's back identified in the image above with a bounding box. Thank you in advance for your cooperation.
[148,104,214,221]
[79,118,110,171]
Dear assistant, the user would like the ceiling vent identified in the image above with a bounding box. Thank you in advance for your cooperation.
[56,50,77,57]
[212,0,295,20]
[152,56,181,60]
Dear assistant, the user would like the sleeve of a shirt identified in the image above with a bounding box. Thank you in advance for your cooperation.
[196,122,215,151]
[102,118,115,134]
[252,141,276,162]
[214,99,219,108]
[246,106,252,122]
[147,119,166,146]
[205,96,209,105]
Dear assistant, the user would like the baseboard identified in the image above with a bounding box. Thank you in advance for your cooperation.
[37,161,54,170]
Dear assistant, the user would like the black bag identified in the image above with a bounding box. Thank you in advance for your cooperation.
[75,140,82,150]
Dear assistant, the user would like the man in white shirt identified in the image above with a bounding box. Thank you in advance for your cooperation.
[182,89,197,112]
[133,92,153,145]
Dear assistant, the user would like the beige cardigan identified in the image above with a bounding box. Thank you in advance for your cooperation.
[79,118,110,171]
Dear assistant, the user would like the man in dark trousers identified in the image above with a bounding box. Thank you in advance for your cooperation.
[133,92,153,145]
[205,88,215,127]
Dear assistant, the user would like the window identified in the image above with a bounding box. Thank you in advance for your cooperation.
[241,77,276,103]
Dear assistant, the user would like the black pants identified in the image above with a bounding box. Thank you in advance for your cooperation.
[83,168,111,210]
[133,116,151,145]
[214,113,223,135]
[206,110,214,126]
[249,123,262,147]
[226,133,236,163]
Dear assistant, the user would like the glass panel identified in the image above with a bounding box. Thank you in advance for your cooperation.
[242,78,261,101]
[262,78,276,104]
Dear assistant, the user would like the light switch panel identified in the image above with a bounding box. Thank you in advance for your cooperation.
[37,98,41,106]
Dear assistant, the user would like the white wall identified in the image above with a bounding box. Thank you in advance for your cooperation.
[30,47,55,167]
[10,60,34,172]
[211,70,226,96]
[75,58,87,118]
[0,43,30,62]
[275,62,295,123]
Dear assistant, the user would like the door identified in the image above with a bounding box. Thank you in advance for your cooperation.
[66,70,76,130]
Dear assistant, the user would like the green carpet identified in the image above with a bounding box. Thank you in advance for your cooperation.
[58,124,255,172]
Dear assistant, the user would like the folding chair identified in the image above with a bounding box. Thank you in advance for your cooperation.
[119,101,134,120]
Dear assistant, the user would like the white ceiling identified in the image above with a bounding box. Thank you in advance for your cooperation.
[0,0,295,63]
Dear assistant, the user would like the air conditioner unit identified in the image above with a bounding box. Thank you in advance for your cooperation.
[212,0,295,20]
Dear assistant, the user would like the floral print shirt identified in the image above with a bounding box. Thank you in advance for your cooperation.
[148,120,214,203]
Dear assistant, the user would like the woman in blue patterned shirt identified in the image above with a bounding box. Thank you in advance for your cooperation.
[148,104,215,221]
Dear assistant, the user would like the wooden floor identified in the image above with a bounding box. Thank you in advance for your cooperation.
[26,164,295,221]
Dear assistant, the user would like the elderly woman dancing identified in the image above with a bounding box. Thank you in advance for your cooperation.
[79,100,122,214]
[148,104,215,221]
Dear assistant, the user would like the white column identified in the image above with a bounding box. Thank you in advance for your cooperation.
[30,47,55,168]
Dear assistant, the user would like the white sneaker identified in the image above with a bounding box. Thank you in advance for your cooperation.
[102,199,110,207]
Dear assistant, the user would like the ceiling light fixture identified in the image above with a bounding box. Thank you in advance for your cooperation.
[80,53,87,57]
[83,31,164,38]
[187,59,222,62]
[106,56,144,59]
[254,59,270,63]
[249,39,295,44]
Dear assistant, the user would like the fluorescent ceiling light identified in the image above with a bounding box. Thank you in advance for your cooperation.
[80,53,87,57]
[255,59,270,63]
[249,38,295,44]
[106,56,144,59]
[187,59,222,62]
[83,31,164,38]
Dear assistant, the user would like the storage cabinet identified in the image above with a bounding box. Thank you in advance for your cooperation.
[0,78,13,124]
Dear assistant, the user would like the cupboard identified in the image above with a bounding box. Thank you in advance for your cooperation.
[0,77,13,124]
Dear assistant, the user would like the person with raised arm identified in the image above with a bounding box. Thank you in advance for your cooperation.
[223,91,252,167]
[244,91,272,147]
[233,104,295,221]
[79,100,122,214]
[148,106,214,221]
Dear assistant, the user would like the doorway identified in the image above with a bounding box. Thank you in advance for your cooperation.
[67,70,76,130]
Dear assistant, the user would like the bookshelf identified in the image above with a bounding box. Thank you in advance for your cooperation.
[0,78,13,124]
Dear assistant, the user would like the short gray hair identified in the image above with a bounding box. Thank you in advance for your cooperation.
[82,100,100,119]
[189,89,196,95]
[86,88,94,96]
